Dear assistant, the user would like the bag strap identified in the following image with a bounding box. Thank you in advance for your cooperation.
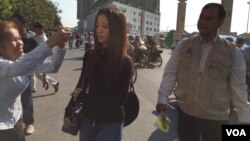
[129,79,134,93]
[129,65,135,93]
[75,50,92,102]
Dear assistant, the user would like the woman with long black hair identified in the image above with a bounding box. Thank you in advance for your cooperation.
[72,6,133,141]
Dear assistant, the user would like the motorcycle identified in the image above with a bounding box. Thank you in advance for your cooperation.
[145,45,163,67]
[132,42,148,68]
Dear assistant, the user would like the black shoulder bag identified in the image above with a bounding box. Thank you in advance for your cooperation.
[61,76,88,136]
[61,93,84,135]
[123,76,140,127]
[61,51,90,136]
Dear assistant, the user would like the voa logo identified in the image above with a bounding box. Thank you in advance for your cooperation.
[226,129,246,136]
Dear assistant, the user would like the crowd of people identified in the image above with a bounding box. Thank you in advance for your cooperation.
[68,32,94,51]
[1,2,250,141]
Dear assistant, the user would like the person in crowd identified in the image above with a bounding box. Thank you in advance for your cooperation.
[10,13,39,135]
[70,6,133,141]
[133,36,141,49]
[33,21,60,93]
[128,35,134,45]
[145,36,156,49]
[236,37,248,50]
[69,34,75,49]
[156,3,250,141]
[75,33,82,49]
[0,20,71,141]
[85,32,94,51]
[145,35,156,55]
[243,47,250,99]
[127,36,134,59]
[159,34,165,48]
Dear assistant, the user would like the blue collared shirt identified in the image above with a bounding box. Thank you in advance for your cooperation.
[0,42,66,129]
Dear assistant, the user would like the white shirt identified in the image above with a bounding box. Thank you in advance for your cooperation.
[35,33,47,44]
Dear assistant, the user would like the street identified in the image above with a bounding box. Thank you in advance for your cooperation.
[26,47,179,141]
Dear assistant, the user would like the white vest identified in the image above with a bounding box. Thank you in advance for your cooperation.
[177,35,235,120]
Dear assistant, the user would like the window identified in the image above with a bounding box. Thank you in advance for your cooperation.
[120,7,126,13]
[133,18,136,22]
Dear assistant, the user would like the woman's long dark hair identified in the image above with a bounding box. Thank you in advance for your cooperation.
[86,6,128,88]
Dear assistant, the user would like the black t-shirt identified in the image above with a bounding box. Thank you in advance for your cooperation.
[22,37,39,53]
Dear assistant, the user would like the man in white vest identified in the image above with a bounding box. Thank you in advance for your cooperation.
[156,3,250,141]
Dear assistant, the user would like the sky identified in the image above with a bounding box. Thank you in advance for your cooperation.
[51,0,250,35]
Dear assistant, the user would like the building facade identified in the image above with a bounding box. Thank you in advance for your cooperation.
[77,0,160,36]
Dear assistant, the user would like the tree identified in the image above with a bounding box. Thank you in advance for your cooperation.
[165,30,175,48]
[0,0,62,31]
[239,33,250,45]
[0,0,13,19]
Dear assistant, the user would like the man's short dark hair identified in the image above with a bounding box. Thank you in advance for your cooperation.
[10,12,28,24]
[236,38,245,43]
[203,3,226,20]
[33,22,44,29]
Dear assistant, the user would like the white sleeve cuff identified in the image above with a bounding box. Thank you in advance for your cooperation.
[157,92,169,105]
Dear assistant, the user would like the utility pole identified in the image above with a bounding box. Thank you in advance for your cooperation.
[246,1,250,38]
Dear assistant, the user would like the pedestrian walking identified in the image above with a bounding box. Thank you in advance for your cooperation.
[33,22,60,93]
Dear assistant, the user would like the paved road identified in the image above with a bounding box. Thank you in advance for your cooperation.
[26,47,179,141]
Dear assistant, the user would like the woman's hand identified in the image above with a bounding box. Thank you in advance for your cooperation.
[72,88,82,102]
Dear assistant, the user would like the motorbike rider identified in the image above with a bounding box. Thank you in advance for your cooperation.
[145,36,156,55]
[133,36,141,48]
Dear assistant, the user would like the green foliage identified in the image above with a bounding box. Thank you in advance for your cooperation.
[165,30,175,47]
[0,0,13,19]
[240,33,250,45]
[0,0,62,31]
